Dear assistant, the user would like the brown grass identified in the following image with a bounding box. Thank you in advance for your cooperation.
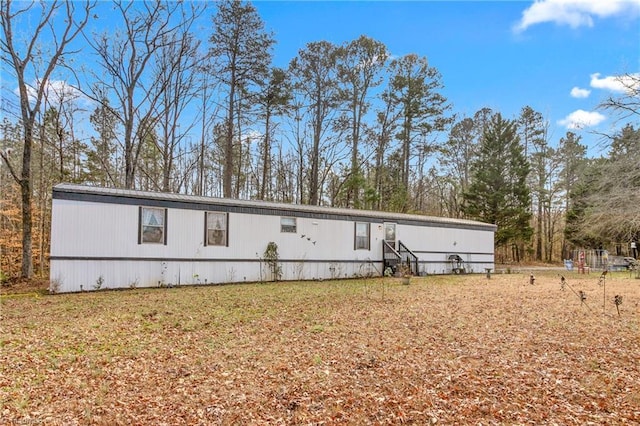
[1,271,639,425]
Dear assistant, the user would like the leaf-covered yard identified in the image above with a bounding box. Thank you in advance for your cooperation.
[2,272,639,425]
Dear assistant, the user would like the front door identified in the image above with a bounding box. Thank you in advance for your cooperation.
[384,222,397,250]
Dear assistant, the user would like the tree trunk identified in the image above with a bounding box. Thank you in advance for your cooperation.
[224,67,236,198]
[124,110,135,189]
[309,91,322,205]
[260,109,271,200]
[350,101,359,207]
[197,86,207,196]
[536,202,543,261]
[20,126,33,278]
[309,129,320,205]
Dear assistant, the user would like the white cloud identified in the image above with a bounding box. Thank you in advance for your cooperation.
[570,86,591,98]
[590,72,640,93]
[16,79,89,109]
[558,109,606,129]
[514,0,640,32]
[243,129,263,144]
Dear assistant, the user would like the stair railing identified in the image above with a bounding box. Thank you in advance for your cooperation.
[398,241,419,275]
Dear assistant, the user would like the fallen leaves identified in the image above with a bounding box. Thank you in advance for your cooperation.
[1,272,639,424]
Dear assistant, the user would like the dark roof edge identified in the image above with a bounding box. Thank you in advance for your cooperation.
[53,183,497,232]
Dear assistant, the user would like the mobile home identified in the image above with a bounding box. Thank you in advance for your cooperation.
[50,184,496,293]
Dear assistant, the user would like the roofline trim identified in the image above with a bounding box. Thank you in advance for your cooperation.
[52,184,497,232]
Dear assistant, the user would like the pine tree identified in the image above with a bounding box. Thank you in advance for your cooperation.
[564,158,605,248]
[557,131,587,256]
[255,67,291,200]
[388,54,451,211]
[518,106,548,261]
[289,41,339,205]
[209,0,274,198]
[463,113,532,260]
[439,108,492,218]
[335,36,388,208]
[86,99,119,187]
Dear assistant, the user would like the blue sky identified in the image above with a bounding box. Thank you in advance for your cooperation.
[2,0,638,158]
[251,0,639,154]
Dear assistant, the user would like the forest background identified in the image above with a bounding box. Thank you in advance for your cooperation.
[1,0,638,280]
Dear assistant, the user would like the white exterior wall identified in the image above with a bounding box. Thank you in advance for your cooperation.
[394,224,494,275]
[51,199,389,292]
[51,199,388,261]
[50,187,495,293]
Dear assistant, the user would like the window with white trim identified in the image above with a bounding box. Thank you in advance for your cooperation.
[205,212,228,246]
[139,207,166,244]
[280,217,297,233]
[355,222,370,250]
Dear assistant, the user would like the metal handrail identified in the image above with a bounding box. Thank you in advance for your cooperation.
[383,240,401,261]
[398,241,419,275]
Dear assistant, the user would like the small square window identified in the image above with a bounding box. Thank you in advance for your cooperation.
[140,207,166,244]
[281,217,297,233]
[206,212,228,246]
[355,222,370,250]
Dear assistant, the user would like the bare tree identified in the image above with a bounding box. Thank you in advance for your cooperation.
[193,62,221,197]
[369,88,400,211]
[518,106,548,261]
[41,83,85,183]
[272,142,296,203]
[438,108,491,217]
[0,0,95,278]
[255,67,291,200]
[582,125,640,243]
[388,54,451,211]
[581,73,640,245]
[335,35,388,208]
[87,0,187,189]
[283,93,311,204]
[86,98,119,186]
[598,72,640,123]
[289,41,340,205]
[209,0,274,198]
[151,7,204,192]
